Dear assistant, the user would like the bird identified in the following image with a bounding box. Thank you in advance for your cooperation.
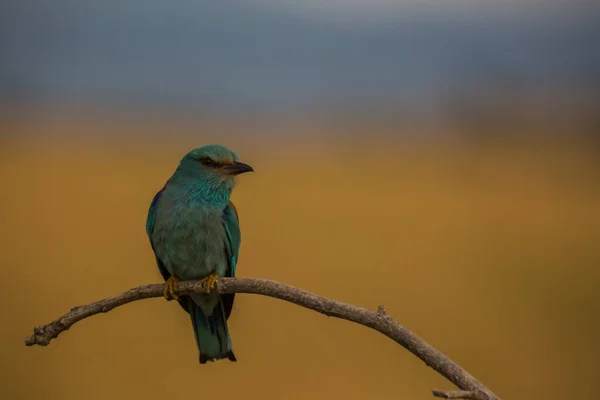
[145,144,253,363]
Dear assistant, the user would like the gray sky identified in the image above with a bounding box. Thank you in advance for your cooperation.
[2,0,599,115]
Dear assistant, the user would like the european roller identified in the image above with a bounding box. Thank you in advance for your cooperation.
[145,144,253,363]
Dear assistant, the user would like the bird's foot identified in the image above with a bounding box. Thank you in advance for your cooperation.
[200,273,219,294]
[163,276,180,301]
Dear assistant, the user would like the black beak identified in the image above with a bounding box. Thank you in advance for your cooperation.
[224,161,254,175]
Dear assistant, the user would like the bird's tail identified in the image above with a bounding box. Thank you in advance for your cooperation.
[187,296,236,364]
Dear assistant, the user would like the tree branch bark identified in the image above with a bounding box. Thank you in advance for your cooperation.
[25,277,500,400]
[433,389,478,399]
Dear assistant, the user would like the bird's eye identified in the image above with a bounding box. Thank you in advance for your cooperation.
[199,157,219,167]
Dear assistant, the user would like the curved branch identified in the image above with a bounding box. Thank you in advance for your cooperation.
[25,277,500,400]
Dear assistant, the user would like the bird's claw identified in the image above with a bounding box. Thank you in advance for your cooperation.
[163,276,180,301]
[201,273,219,293]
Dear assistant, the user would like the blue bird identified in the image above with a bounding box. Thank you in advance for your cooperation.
[146,145,253,363]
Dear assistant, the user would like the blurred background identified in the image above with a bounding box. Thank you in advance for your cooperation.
[1,1,599,399]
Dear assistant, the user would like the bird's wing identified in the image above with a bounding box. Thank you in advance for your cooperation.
[146,187,171,282]
[145,187,163,237]
[222,200,242,277]
[221,200,242,320]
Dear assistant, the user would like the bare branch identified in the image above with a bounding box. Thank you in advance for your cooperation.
[25,277,500,400]
[433,389,477,399]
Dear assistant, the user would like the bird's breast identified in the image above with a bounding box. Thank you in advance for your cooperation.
[152,200,228,280]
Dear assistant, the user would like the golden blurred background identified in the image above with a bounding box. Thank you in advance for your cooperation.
[2,1,600,399]
[1,114,599,400]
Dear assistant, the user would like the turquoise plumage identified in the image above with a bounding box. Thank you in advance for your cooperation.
[146,145,253,363]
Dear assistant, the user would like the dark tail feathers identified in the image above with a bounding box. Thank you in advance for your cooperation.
[187,296,236,364]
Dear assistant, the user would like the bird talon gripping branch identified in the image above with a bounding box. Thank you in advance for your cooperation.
[201,273,220,293]
[163,276,180,301]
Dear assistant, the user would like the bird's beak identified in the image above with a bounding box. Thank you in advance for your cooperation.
[224,161,254,175]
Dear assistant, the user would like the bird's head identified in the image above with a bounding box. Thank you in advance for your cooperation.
[173,144,253,201]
